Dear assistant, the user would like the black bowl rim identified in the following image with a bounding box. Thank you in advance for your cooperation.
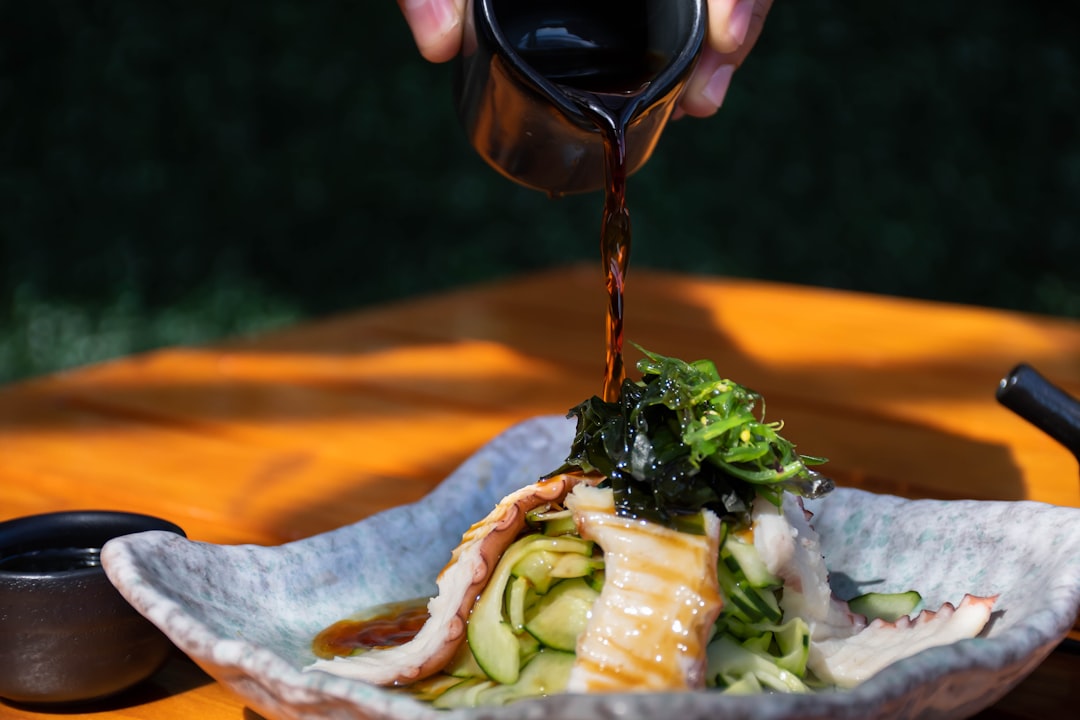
[0,509,185,580]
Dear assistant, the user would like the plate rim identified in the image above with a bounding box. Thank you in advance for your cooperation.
[102,415,1080,720]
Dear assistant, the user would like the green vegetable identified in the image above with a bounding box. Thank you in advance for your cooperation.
[460,508,603,701]
[435,650,575,709]
[443,641,487,679]
[716,536,783,626]
[706,634,812,694]
[451,349,838,703]
[723,531,781,589]
[709,534,814,690]
[848,590,923,622]
[467,535,593,684]
[524,578,599,651]
[550,347,832,528]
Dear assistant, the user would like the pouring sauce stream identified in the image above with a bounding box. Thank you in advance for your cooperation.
[517,30,665,400]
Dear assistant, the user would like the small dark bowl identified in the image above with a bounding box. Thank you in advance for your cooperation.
[0,510,185,705]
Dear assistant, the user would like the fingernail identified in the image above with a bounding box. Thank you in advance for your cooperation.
[702,64,735,109]
[406,0,458,35]
[729,0,754,46]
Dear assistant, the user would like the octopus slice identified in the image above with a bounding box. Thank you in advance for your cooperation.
[564,484,724,692]
[810,594,998,687]
[752,494,866,641]
[307,472,588,685]
[751,493,998,688]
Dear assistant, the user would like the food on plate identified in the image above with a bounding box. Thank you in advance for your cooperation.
[306,349,997,705]
[309,472,591,687]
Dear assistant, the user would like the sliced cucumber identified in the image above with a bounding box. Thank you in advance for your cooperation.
[443,640,488,679]
[542,513,578,537]
[706,634,811,694]
[505,575,531,631]
[435,650,574,708]
[740,631,772,655]
[706,526,817,693]
[468,535,592,684]
[723,535,781,589]
[716,558,782,625]
[524,577,599,651]
[407,672,470,702]
[432,678,496,709]
[550,552,602,580]
[517,629,541,665]
[848,590,922,622]
[772,617,811,676]
[721,672,763,695]
[511,550,557,593]
[474,649,575,707]
[510,537,593,593]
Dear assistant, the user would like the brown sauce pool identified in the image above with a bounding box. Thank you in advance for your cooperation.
[312,598,429,660]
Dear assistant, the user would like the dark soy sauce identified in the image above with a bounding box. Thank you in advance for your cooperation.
[312,598,430,659]
[594,109,633,404]
[500,1,667,401]
[508,0,663,96]
[0,547,102,572]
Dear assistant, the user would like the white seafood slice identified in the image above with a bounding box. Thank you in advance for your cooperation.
[810,593,998,687]
[752,494,865,641]
[751,493,997,688]
[564,484,724,692]
[308,472,587,685]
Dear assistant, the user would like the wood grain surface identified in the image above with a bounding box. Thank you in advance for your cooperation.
[1,266,1078,719]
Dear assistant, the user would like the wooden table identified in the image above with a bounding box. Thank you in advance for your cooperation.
[1,265,1078,719]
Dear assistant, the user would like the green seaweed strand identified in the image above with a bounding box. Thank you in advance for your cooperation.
[549,347,831,529]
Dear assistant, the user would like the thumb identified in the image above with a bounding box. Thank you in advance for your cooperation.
[397,0,466,63]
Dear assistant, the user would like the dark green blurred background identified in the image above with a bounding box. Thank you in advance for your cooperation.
[3,1,1078,383]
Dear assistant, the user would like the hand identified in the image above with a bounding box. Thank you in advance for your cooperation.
[679,0,774,117]
[397,0,773,116]
[397,0,466,64]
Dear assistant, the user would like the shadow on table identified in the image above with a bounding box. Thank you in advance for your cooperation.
[0,266,1057,540]
[0,652,212,715]
[254,269,1045,536]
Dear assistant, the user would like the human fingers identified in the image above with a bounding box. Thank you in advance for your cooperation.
[679,0,774,118]
[397,0,466,63]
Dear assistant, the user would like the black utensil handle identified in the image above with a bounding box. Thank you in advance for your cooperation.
[997,363,1080,460]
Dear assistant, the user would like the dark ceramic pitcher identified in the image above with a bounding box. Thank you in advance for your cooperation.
[453,0,707,195]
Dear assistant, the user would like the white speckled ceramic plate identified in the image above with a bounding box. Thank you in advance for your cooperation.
[102,416,1080,720]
